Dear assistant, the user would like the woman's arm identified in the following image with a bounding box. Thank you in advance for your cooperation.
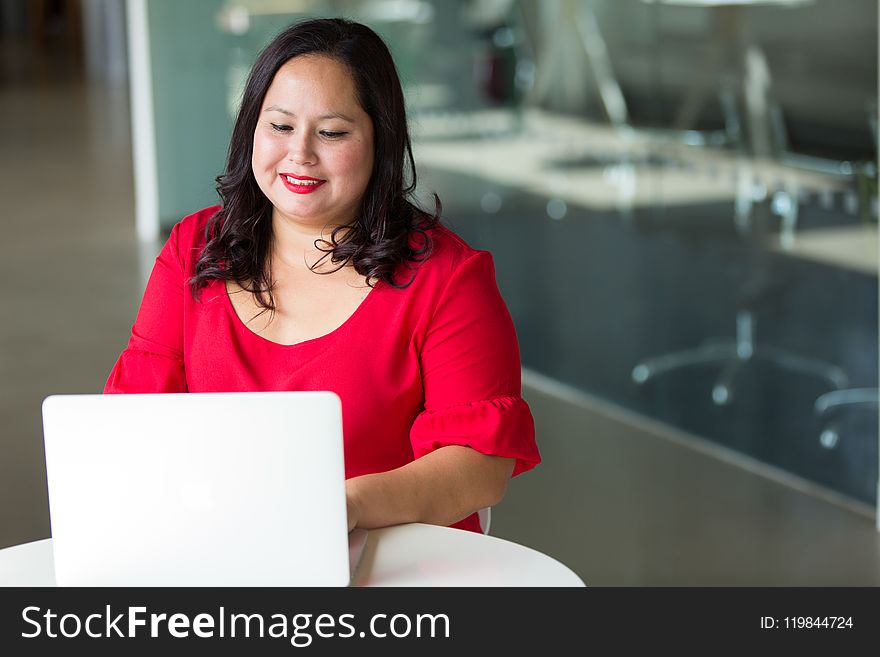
[348,247,538,531]
[104,218,190,393]
[345,446,515,531]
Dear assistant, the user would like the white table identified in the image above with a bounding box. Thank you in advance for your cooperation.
[0,523,584,587]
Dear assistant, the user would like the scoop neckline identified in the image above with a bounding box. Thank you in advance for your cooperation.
[222,277,382,349]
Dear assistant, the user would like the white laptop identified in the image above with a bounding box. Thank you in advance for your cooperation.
[41,391,368,587]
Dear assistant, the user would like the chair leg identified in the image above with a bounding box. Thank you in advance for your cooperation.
[632,340,739,384]
[711,356,745,405]
[814,388,878,415]
[633,335,849,407]
[758,345,849,390]
[814,388,878,450]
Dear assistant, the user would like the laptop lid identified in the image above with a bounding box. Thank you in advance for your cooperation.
[41,391,355,586]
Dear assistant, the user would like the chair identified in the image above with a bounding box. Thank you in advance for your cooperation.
[631,166,850,406]
[631,6,853,406]
[478,507,492,535]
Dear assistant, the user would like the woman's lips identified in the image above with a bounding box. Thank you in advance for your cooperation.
[279,173,326,194]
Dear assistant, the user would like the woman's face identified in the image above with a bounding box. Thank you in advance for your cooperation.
[252,54,375,231]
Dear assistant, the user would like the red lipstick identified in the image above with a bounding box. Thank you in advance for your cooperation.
[279,173,326,194]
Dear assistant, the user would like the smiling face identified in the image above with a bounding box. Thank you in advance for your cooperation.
[251,54,375,233]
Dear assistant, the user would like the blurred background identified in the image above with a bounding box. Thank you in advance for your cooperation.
[1,0,878,584]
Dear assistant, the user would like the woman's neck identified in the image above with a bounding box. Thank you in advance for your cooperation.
[270,213,352,273]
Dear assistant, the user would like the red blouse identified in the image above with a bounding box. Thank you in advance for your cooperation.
[105,206,540,533]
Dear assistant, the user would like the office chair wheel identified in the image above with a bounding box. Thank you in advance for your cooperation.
[631,364,650,384]
[712,383,731,405]
[819,427,840,450]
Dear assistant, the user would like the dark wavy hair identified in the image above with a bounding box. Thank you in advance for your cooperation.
[190,17,440,309]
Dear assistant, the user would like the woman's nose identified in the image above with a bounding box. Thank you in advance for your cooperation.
[287,132,316,166]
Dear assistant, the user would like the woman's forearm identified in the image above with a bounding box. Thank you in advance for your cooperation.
[345,446,515,531]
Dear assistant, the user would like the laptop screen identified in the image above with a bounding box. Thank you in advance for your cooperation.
[42,391,353,586]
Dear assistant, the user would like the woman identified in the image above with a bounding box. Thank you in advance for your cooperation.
[106,18,539,534]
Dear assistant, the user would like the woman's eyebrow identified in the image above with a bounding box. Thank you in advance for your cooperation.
[263,105,355,122]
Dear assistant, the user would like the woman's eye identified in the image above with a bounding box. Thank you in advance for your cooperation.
[321,131,347,139]
[270,123,292,132]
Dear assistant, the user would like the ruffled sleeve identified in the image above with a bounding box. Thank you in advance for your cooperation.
[409,249,540,476]
[104,336,187,393]
[411,395,539,476]
[104,219,189,394]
